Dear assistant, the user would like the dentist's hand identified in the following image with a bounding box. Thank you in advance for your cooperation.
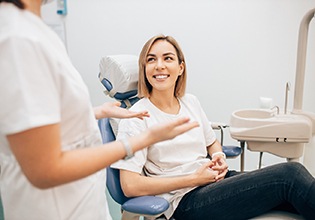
[211,156,228,182]
[94,101,150,120]
[126,117,199,162]
[148,117,199,143]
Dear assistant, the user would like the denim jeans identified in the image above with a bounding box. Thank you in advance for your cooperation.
[173,162,315,220]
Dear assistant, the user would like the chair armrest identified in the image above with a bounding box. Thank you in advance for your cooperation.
[211,122,229,130]
[222,145,242,158]
[210,121,242,158]
[122,196,169,216]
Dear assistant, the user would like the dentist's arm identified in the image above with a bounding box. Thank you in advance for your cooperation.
[7,117,198,189]
[120,161,218,197]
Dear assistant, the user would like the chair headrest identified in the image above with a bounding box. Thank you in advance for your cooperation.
[99,55,140,108]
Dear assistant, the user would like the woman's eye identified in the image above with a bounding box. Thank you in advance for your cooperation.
[147,57,155,62]
[165,56,173,61]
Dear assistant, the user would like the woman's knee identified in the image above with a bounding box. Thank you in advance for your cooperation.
[265,162,304,179]
[275,162,307,179]
[283,161,304,170]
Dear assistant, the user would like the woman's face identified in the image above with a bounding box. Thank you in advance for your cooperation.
[145,40,184,95]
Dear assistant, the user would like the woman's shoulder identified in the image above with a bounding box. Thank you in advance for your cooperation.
[129,97,151,111]
[179,94,204,112]
[180,93,200,104]
[117,99,149,135]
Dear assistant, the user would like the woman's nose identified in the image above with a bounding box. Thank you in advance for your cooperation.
[155,59,165,70]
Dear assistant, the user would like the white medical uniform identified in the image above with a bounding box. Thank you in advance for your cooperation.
[111,94,216,219]
[0,3,112,220]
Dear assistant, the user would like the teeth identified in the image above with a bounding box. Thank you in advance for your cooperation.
[155,75,168,79]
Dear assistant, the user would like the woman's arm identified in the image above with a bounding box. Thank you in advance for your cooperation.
[120,161,218,197]
[207,139,228,181]
[7,117,198,189]
[207,139,223,156]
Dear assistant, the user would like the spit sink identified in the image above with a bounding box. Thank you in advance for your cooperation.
[230,109,312,159]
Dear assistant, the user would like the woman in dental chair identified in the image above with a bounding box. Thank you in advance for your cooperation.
[111,34,315,220]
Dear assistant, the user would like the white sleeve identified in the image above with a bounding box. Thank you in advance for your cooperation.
[0,36,60,134]
[191,95,217,146]
[200,106,216,146]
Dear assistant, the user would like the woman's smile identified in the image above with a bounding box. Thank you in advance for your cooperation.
[153,74,170,80]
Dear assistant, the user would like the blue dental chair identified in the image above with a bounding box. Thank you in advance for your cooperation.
[99,55,172,219]
[98,118,170,220]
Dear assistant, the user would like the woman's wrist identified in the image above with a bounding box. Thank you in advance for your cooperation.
[211,151,226,160]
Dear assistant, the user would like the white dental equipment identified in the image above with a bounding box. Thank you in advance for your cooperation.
[230,8,315,174]
[292,8,315,176]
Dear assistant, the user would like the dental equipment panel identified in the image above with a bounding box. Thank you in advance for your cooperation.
[230,8,315,170]
[230,108,312,160]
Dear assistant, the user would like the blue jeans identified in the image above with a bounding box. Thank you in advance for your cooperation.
[173,162,315,220]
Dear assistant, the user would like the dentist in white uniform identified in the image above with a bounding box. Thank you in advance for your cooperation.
[0,0,199,219]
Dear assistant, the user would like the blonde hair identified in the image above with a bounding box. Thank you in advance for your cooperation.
[138,34,187,98]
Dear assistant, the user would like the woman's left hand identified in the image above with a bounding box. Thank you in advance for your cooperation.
[210,156,228,182]
[94,101,150,120]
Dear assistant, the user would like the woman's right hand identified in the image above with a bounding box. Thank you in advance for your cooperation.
[191,161,219,186]
[148,117,199,143]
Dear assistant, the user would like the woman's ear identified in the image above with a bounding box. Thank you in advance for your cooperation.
[179,61,185,75]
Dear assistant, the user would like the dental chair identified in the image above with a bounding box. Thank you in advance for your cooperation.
[98,55,173,220]
[98,55,304,220]
[99,118,170,220]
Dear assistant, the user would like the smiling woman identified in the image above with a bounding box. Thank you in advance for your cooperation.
[111,34,315,220]
[146,41,184,114]
[138,35,187,99]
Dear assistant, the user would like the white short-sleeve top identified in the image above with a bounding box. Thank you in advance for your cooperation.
[111,94,216,219]
[0,3,111,220]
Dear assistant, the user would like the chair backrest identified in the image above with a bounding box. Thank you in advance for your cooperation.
[98,118,130,205]
[98,55,142,205]
[99,55,140,108]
